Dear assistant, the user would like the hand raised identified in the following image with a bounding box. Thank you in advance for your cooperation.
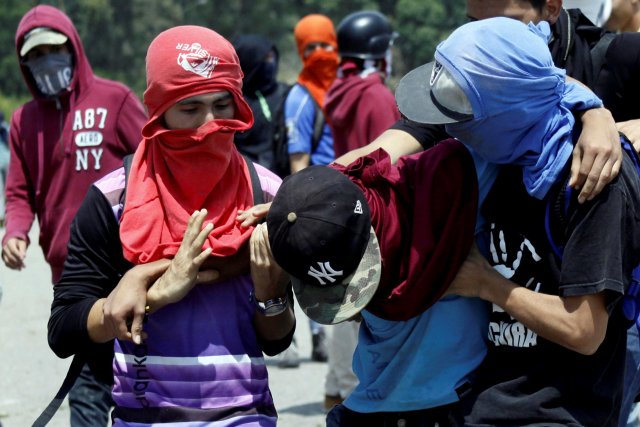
[147,209,219,308]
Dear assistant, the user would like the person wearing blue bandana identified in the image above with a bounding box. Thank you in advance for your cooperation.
[396,17,640,426]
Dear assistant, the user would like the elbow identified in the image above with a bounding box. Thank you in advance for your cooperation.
[565,322,607,356]
[47,314,75,359]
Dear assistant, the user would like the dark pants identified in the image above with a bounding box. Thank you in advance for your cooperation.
[326,403,459,427]
[68,363,114,427]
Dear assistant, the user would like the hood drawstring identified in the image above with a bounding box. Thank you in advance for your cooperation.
[55,97,66,156]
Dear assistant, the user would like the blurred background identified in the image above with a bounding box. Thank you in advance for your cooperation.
[0,0,466,117]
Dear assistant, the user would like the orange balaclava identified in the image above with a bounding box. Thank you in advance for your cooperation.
[294,14,339,108]
[120,25,256,264]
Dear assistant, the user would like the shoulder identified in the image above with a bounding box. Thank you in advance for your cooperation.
[93,167,127,218]
[606,32,640,66]
[253,162,281,201]
[93,76,136,94]
[286,84,312,105]
[285,85,314,120]
[90,77,140,106]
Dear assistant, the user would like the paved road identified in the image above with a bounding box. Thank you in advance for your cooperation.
[0,225,328,427]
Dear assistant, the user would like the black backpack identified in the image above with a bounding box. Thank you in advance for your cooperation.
[272,84,325,178]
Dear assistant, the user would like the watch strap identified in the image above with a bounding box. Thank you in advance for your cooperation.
[250,289,289,317]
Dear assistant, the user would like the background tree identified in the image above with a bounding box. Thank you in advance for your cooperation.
[0,0,465,116]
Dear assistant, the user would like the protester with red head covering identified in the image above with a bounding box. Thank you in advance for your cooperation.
[286,14,338,174]
[48,25,294,426]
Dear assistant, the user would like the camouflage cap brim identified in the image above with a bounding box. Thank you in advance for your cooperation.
[292,227,381,325]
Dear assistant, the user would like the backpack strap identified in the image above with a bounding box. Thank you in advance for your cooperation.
[590,32,615,84]
[296,83,326,155]
[242,154,264,206]
[309,98,325,154]
[31,354,85,427]
[118,154,134,211]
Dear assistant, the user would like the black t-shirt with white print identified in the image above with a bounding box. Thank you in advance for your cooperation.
[460,154,640,427]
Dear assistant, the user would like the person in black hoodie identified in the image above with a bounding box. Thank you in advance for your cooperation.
[232,34,289,175]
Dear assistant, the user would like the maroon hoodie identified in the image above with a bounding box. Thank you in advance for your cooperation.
[325,69,400,158]
[4,5,146,283]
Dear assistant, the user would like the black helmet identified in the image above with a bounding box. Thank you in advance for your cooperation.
[337,11,397,60]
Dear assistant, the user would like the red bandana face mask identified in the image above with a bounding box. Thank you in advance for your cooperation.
[120,26,256,264]
[294,14,338,108]
[298,49,339,108]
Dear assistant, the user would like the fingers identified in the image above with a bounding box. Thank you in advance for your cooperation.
[113,314,132,341]
[193,223,213,254]
[569,146,585,189]
[195,269,220,284]
[250,223,269,266]
[130,308,146,345]
[237,203,272,227]
[575,151,604,203]
[193,247,212,267]
[183,209,209,245]
[2,240,26,269]
[570,140,621,203]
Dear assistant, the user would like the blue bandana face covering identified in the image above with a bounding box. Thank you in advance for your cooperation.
[436,18,602,199]
[25,52,73,96]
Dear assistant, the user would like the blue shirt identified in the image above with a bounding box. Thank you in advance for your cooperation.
[345,152,498,413]
[284,84,334,166]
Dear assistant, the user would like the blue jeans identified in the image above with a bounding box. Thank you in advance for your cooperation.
[621,327,640,427]
[68,363,113,427]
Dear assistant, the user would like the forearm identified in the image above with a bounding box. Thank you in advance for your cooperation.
[87,298,114,343]
[146,273,180,313]
[478,269,608,355]
[334,129,423,166]
[290,152,310,173]
[254,304,296,342]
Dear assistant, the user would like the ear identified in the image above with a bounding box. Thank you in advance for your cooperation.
[543,0,563,24]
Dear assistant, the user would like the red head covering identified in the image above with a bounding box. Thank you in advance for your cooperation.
[294,14,339,108]
[120,25,255,264]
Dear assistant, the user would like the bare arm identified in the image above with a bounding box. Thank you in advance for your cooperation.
[97,210,219,344]
[333,128,423,166]
[290,152,310,174]
[447,244,609,355]
[92,259,171,344]
[250,223,295,341]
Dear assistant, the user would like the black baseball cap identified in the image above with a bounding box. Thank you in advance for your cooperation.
[267,166,381,325]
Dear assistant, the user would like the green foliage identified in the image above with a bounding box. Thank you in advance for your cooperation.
[0,0,465,112]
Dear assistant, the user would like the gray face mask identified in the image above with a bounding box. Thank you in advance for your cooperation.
[24,53,73,96]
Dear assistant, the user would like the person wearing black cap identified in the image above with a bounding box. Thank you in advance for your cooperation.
[395,17,640,426]
[258,132,480,425]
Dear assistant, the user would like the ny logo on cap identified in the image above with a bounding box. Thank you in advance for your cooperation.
[308,262,343,285]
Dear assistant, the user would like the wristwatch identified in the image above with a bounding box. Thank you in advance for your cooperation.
[249,289,289,317]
